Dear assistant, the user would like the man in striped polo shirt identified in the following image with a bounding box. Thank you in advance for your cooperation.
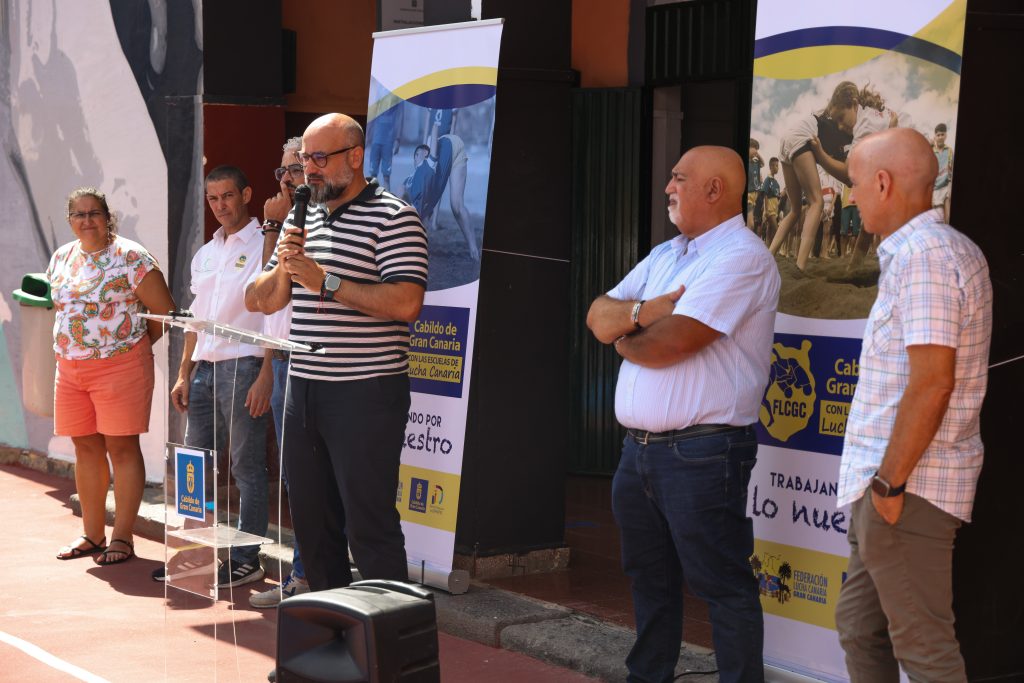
[246,113,428,590]
[836,129,992,682]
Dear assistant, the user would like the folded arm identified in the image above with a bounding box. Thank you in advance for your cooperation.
[614,314,720,368]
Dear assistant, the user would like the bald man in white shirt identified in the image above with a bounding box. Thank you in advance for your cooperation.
[588,146,780,683]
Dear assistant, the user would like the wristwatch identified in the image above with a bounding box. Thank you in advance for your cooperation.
[321,273,342,298]
[630,300,645,329]
[870,472,906,497]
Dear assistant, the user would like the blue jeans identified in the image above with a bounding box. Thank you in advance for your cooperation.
[270,357,304,580]
[185,358,269,565]
[612,425,764,683]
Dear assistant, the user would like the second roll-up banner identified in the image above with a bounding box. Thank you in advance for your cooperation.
[748,1,966,679]
[364,19,504,591]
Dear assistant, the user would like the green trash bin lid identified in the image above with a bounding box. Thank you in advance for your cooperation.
[13,273,53,308]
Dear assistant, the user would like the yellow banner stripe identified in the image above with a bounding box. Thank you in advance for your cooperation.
[754,45,887,80]
[914,0,967,57]
[392,66,498,100]
[368,66,499,120]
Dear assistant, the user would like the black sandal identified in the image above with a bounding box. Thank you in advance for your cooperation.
[95,538,135,566]
[57,535,106,560]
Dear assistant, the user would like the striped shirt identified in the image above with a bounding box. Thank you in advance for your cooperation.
[266,180,428,381]
[609,215,781,432]
[838,209,992,521]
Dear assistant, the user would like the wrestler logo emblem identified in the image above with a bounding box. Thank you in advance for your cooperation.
[186,461,195,494]
[759,340,816,441]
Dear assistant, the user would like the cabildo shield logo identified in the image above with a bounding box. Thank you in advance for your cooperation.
[186,461,195,494]
[760,340,816,441]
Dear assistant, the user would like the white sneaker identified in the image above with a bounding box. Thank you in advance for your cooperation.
[249,572,310,608]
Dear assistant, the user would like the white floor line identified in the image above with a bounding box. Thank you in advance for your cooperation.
[0,631,111,683]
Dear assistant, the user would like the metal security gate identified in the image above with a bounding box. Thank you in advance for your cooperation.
[568,88,650,475]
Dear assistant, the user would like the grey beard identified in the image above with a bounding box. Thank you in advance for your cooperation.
[312,180,344,204]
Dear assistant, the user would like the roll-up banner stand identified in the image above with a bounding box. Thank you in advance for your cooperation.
[748,2,966,679]
[366,19,504,593]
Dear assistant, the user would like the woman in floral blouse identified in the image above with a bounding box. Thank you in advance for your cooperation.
[47,187,175,565]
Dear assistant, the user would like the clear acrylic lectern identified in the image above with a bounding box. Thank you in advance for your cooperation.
[142,313,322,601]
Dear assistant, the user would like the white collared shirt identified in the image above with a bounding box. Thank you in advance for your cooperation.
[609,215,781,432]
[189,218,267,362]
[838,209,992,521]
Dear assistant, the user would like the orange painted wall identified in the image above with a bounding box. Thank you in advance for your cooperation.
[282,1,376,116]
[572,0,630,88]
[202,104,286,240]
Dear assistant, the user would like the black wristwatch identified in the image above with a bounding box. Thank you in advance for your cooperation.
[870,472,906,497]
[321,273,341,298]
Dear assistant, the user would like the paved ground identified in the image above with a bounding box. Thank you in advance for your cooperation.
[0,464,602,683]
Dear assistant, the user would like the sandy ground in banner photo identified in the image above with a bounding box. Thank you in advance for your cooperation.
[775,253,880,320]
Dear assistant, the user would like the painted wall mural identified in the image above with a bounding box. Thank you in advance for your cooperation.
[1,0,202,479]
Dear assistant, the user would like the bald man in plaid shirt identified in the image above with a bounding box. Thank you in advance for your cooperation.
[836,129,992,683]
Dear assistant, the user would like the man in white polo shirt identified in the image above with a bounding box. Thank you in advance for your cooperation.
[169,165,273,588]
[836,129,991,682]
[588,146,780,683]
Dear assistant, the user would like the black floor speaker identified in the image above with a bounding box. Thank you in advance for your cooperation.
[275,580,440,682]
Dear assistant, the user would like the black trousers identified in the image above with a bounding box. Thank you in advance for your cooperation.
[282,373,410,590]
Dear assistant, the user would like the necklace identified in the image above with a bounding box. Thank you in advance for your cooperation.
[78,241,109,258]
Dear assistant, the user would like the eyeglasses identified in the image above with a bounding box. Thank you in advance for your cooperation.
[69,211,105,222]
[274,164,304,182]
[298,145,359,168]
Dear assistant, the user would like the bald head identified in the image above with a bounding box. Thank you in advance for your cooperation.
[849,128,937,237]
[665,145,746,238]
[306,113,365,148]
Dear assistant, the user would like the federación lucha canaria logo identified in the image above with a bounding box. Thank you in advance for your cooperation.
[760,340,815,441]
[751,553,792,604]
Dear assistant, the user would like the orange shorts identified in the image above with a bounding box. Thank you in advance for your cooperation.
[54,336,155,437]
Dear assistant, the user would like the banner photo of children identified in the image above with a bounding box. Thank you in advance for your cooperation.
[366,83,495,292]
[364,20,504,586]
[750,1,964,320]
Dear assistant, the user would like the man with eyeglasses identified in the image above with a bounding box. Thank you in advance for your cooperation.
[246,113,428,590]
[248,136,314,608]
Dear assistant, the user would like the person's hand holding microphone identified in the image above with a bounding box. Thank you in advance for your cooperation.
[277,184,327,294]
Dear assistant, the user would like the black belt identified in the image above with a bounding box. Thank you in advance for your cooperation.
[626,423,744,445]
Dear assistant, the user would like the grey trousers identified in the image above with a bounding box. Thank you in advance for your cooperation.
[836,492,966,683]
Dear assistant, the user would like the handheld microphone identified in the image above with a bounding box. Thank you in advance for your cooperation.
[292,184,312,237]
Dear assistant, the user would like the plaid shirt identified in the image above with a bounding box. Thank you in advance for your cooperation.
[838,209,992,521]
